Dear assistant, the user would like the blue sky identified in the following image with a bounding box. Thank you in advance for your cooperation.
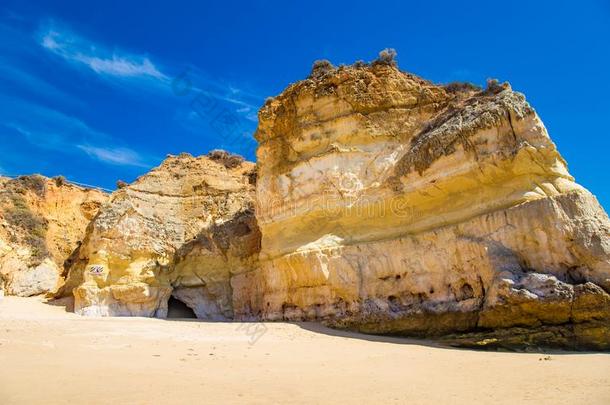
[0,1,608,208]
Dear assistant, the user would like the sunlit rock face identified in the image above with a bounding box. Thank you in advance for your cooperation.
[56,61,610,349]
[0,176,107,297]
[60,152,260,319]
[252,62,610,349]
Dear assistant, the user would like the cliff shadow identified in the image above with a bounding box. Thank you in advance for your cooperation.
[294,321,463,349]
[293,322,597,355]
[43,295,74,313]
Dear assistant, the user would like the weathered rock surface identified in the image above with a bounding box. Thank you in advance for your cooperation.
[56,59,609,350]
[250,62,610,349]
[0,176,106,296]
[60,152,260,319]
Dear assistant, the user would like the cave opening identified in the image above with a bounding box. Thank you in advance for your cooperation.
[167,296,197,319]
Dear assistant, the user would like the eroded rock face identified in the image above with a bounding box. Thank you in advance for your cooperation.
[60,152,260,319]
[251,63,610,349]
[55,62,609,349]
[0,176,107,296]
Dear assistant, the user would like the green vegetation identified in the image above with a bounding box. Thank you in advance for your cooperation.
[2,178,50,265]
[53,175,67,187]
[309,59,335,79]
[207,149,245,169]
[14,175,47,197]
[444,82,483,94]
[373,48,397,67]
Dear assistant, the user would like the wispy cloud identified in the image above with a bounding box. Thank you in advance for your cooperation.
[77,145,149,167]
[171,66,262,124]
[37,21,262,126]
[39,23,166,81]
[2,95,155,168]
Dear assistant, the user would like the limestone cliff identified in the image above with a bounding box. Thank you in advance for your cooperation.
[56,59,610,350]
[60,152,260,318]
[0,175,106,296]
[251,61,610,349]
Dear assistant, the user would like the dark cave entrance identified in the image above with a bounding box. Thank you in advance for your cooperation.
[167,296,197,319]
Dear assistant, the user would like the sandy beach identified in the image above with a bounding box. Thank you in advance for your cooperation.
[0,296,608,405]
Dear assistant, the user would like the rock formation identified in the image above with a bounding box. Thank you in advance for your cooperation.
[60,152,260,319]
[251,61,610,349]
[56,57,610,350]
[0,175,106,296]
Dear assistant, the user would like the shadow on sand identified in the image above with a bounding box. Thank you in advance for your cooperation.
[41,297,597,355]
[294,322,605,356]
[44,296,74,313]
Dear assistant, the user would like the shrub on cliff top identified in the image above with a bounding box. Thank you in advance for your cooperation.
[373,48,398,67]
[309,59,335,79]
[207,149,245,169]
[487,78,500,90]
[14,175,47,197]
[482,78,511,95]
[444,82,483,94]
[53,175,67,187]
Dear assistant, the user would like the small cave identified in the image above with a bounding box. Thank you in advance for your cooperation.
[460,283,475,300]
[566,266,587,284]
[387,295,401,312]
[167,296,197,319]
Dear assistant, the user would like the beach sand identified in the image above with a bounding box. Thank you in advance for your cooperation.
[0,296,608,404]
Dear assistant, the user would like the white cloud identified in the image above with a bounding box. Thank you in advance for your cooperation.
[35,21,263,143]
[77,145,149,167]
[37,24,262,117]
[245,111,258,122]
[39,26,166,81]
[2,96,155,169]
